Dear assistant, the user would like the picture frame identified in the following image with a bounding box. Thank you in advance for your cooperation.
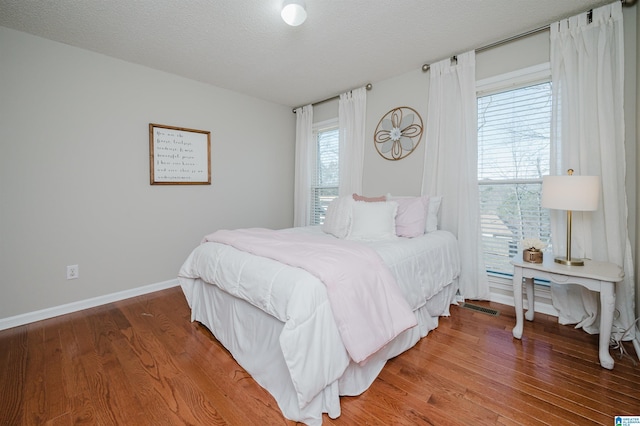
[149,123,211,185]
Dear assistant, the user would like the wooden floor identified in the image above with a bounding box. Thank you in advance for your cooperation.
[1,286,639,425]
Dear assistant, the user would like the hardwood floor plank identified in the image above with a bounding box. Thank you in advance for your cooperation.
[42,321,71,421]
[57,312,96,425]
[22,322,47,425]
[0,326,28,425]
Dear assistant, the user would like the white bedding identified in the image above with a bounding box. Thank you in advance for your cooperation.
[178,226,460,425]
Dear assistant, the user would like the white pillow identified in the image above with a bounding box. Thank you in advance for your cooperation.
[347,201,398,241]
[322,196,354,238]
[425,195,442,233]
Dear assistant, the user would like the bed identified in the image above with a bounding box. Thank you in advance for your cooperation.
[177,195,460,425]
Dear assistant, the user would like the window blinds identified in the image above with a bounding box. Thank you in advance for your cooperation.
[311,127,339,225]
[477,82,552,275]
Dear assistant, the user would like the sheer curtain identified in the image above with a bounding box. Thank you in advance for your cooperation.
[550,2,638,347]
[338,87,366,197]
[293,104,313,227]
[421,51,489,300]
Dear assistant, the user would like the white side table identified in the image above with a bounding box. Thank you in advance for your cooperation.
[511,255,624,369]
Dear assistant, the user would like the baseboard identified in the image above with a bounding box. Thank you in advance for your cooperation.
[489,292,558,316]
[487,274,559,317]
[0,278,180,331]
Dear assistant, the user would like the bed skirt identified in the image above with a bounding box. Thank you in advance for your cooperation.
[181,277,458,425]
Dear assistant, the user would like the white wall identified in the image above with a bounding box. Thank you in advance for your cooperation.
[363,69,429,197]
[0,27,295,321]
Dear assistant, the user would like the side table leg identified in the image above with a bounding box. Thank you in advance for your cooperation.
[512,267,524,339]
[599,282,615,370]
[524,277,535,322]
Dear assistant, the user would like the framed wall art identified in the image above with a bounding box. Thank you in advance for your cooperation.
[149,123,211,185]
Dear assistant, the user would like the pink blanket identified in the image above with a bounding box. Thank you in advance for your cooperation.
[202,228,417,363]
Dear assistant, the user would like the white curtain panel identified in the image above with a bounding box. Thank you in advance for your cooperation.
[422,51,489,300]
[550,2,637,343]
[338,87,366,197]
[293,104,313,227]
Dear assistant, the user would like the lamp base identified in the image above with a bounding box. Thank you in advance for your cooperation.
[554,257,585,266]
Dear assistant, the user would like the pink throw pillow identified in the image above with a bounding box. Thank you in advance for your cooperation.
[391,196,429,238]
[352,193,386,202]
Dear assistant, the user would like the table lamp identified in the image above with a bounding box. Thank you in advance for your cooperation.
[541,169,600,266]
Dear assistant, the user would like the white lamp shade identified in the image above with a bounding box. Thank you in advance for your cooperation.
[541,175,600,211]
[281,0,307,26]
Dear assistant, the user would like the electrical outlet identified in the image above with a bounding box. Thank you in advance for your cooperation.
[66,264,79,280]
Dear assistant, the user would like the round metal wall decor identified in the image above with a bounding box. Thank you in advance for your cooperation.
[373,106,424,161]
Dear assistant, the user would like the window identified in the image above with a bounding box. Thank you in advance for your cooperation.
[477,66,552,276]
[310,120,339,225]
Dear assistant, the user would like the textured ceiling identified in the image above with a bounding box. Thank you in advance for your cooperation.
[0,0,618,107]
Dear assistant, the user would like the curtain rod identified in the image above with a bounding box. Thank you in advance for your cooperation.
[421,25,548,72]
[292,83,372,113]
[421,0,632,72]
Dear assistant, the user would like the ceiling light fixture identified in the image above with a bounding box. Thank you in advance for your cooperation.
[281,0,307,26]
